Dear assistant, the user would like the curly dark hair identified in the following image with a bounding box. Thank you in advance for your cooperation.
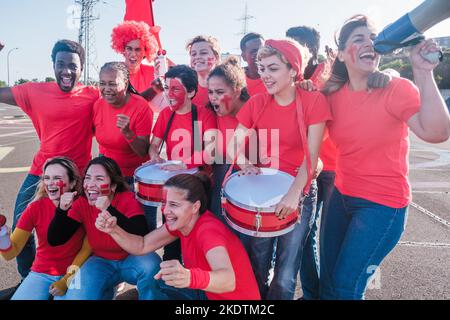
[51,39,85,70]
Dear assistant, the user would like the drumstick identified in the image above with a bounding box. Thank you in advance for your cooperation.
[0,214,6,228]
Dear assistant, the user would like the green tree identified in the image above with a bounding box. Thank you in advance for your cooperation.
[14,78,30,85]
[0,80,6,87]
[45,77,55,82]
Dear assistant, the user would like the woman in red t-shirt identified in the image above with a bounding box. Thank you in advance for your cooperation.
[94,62,153,181]
[206,56,250,221]
[319,15,450,300]
[47,156,164,300]
[232,39,331,300]
[96,173,260,300]
[0,157,90,300]
[186,35,221,109]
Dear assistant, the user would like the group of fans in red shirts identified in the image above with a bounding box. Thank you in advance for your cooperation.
[0,13,449,301]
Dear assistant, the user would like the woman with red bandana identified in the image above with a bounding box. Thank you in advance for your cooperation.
[186,36,221,109]
[230,39,331,300]
[319,15,450,300]
[149,65,216,261]
[0,157,91,300]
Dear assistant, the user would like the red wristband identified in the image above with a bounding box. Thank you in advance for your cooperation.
[189,268,210,290]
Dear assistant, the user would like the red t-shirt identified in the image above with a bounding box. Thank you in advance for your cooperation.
[152,106,216,168]
[68,191,144,260]
[93,94,153,177]
[17,197,85,276]
[216,115,239,159]
[237,91,332,177]
[327,77,421,208]
[165,211,260,300]
[320,136,337,172]
[192,85,209,109]
[129,63,155,93]
[245,76,267,97]
[11,82,99,175]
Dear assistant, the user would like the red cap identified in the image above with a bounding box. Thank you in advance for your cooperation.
[265,39,304,81]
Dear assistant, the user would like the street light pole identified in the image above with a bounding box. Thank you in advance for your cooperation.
[7,47,19,86]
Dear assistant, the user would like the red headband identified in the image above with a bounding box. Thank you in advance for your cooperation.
[265,39,303,81]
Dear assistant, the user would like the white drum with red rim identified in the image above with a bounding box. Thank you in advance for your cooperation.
[221,168,299,237]
[134,161,198,207]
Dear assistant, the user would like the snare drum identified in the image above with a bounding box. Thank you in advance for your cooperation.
[221,168,299,237]
[134,161,198,207]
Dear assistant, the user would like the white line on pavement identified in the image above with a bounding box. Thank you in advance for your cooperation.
[0,167,30,173]
[410,202,450,229]
[398,241,450,249]
[0,130,35,138]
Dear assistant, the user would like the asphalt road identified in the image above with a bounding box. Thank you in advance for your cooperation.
[0,102,449,300]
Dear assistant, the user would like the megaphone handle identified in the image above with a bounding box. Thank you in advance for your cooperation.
[420,50,444,64]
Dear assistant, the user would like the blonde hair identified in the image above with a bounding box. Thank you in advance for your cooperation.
[186,35,221,61]
[34,157,82,201]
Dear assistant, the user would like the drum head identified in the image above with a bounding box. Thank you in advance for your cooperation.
[223,168,294,211]
[134,161,199,184]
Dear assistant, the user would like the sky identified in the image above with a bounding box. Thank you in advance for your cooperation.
[0,0,449,84]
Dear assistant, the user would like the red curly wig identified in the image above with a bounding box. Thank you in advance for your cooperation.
[111,21,160,61]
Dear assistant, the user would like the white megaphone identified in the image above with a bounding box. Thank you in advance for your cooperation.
[374,0,450,62]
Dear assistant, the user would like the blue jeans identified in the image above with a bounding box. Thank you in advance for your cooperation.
[300,171,335,300]
[248,181,318,300]
[12,174,40,279]
[157,280,208,300]
[58,253,165,300]
[11,271,61,300]
[319,189,408,300]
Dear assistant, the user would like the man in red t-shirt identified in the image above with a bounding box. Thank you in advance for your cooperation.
[240,33,267,97]
[0,40,99,293]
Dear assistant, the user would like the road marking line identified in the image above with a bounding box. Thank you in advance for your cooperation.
[0,147,14,162]
[0,167,30,173]
[410,202,450,229]
[0,137,38,147]
[411,182,450,189]
[413,191,450,194]
[398,241,450,248]
[0,130,35,138]
[410,145,450,169]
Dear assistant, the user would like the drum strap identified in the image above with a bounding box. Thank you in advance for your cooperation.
[159,104,201,156]
[295,89,312,195]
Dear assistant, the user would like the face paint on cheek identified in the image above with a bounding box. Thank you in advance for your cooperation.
[347,45,357,64]
[100,184,110,196]
[168,79,187,111]
[221,94,232,112]
[57,180,66,196]
[207,57,216,68]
